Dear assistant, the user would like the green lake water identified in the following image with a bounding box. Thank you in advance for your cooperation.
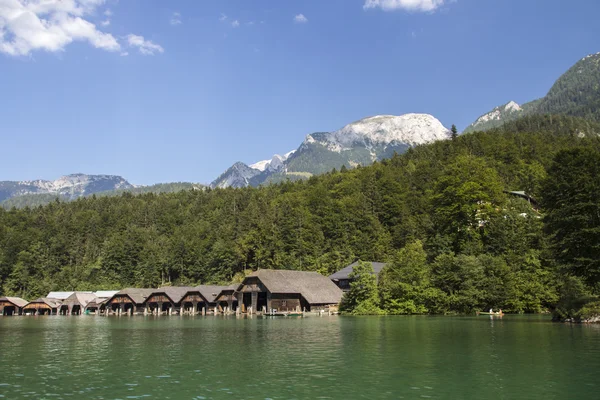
[0,315,599,399]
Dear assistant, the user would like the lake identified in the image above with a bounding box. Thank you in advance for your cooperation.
[0,315,598,399]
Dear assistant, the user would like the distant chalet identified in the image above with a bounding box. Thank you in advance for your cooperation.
[329,261,387,291]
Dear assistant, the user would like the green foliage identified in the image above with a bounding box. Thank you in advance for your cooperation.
[541,147,600,287]
[465,53,600,132]
[0,114,598,318]
[379,241,435,314]
[553,276,597,321]
[451,124,458,140]
[340,261,382,315]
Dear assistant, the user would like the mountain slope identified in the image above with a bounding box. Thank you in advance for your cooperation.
[0,178,203,209]
[212,113,450,188]
[0,174,133,203]
[465,52,600,133]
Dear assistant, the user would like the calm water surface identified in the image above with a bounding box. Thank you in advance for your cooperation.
[0,315,598,399]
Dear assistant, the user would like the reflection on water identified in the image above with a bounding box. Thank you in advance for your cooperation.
[0,315,599,399]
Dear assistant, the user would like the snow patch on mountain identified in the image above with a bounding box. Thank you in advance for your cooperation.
[472,101,523,127]
[304,113,450,152]
[249,151,296,172]
[0,174,134,203]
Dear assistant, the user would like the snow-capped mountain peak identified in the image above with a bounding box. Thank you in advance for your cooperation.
[305,113,450,152]
[249,151,296,172]
[0,174,134,203]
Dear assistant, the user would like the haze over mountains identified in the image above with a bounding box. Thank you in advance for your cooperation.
[2,51,599,208]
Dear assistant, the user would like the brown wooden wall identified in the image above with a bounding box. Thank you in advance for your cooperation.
[238,277,267,293]
[24,303,52,310]
[182,293,203,303]
[108,295,133,305]
[270,293,301,311]
[146,294,172,304]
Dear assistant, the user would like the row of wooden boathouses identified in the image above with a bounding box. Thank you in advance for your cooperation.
[1,269,351,316]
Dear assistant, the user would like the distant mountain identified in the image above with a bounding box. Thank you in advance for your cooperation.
[0,174,133,204]
[211,113,450,188]
[0,177,203,209]
[465,52,600,133]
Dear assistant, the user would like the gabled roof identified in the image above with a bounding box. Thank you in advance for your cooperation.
[0,296,29,308]
[329,261,387,281]
[25,297,62,308]
[85,298,109,308]
[196,285,235,304]
[61,292,98,308]
[240,270,343,305]
[109,288,155,305]
[149,287,197,304]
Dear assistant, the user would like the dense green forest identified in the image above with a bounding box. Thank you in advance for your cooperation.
[1,115,599,318]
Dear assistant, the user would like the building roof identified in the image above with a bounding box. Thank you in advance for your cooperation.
[61,292,98,308]
[196,285,235,304]
[329,261,387,281]
[93,290,119,298]
[25,297,62,308]
[0,296,29,308]
[241,270,343,305]
[109,288,155,305]
[85,298,109,309]
[150,287,197,304]
[46,291,78,300]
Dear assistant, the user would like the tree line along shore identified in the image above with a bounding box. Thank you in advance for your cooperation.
[1,115,599,321]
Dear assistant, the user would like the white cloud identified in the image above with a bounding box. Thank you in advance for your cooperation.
[231,19,240,28]
[219,13,227,22]
[0,1,164,57]
[170,11,182,26]
[363,0,446,12]
[0,0,121,56]
[120,51,128,56]
[127,34,164,55]
[294,14,308,24]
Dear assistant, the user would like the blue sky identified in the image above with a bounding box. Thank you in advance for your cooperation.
[2,0,600,185]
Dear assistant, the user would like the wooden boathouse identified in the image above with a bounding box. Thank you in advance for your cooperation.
[213,285,238,313]
[0,297,29,316]
[329,261,387,291]
[59,292,98,315]
[23,298,62,315]
[144,286,194,315]
[236,270,343,313]
[105,288,154,315]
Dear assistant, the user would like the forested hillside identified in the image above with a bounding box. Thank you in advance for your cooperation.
[465,52,600,133]
[1,115,599,315]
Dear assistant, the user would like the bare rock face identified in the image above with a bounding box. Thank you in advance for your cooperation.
[212,113,450,188]
[0,174,134,203]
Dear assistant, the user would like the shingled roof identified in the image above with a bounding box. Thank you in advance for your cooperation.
[109,288,155,305]
[61,292,98,308]
[25,298,62,308]
[329,261,387,281]
[241,270,343,305]
[197,285,235,304]
[0,296,29,308]
[151,287,197,304]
